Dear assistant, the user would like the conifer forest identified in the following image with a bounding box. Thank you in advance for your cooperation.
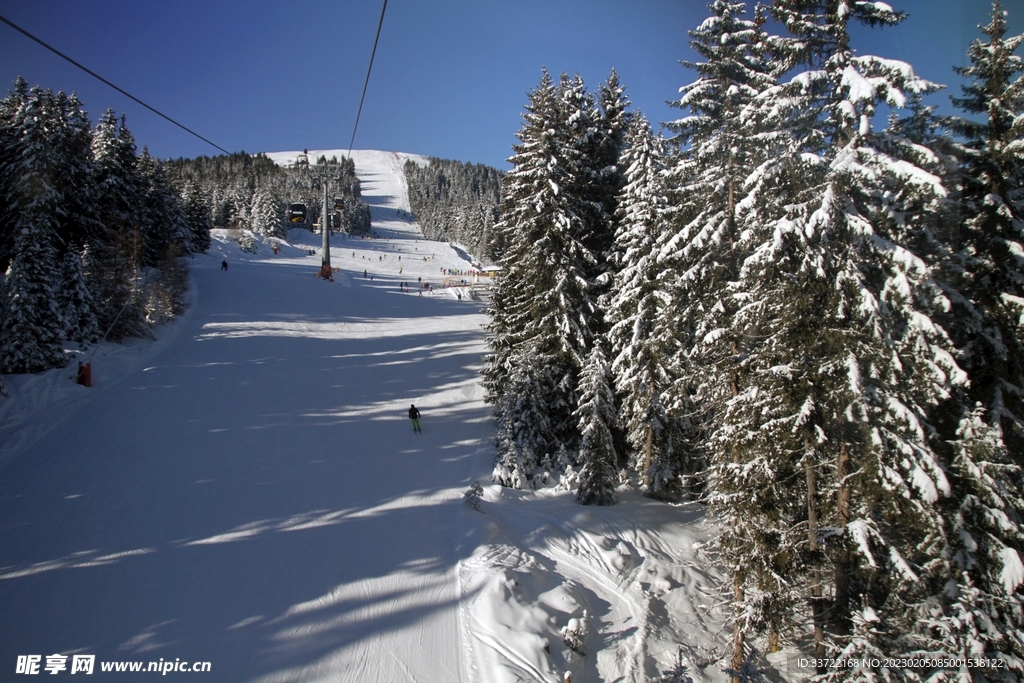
[404,157,502,262]
[0,84,371,396]
[483,1,1024,678]
[0,80,205,382]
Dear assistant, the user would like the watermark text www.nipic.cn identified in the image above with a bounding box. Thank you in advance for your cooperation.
[15,655,212,675]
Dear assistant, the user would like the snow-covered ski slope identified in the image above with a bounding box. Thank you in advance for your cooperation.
[0,150,731,683]
[263,149,428,217]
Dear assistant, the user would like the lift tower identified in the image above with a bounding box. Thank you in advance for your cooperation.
[308,161,347,280]
[321,174,331,273]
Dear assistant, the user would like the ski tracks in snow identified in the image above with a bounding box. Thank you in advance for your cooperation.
[458,487,730,683]
[0,150,487,683]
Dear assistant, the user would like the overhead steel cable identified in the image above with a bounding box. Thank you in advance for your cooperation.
[0,13,231,155]
[348,0,388,156]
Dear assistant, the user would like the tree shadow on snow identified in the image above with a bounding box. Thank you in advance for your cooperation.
[0,267,496,681]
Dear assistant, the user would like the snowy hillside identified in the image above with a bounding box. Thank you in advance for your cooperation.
[0,150,731,682]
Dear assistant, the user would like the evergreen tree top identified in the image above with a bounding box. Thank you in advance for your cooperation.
[950,0,1024,144]
[770,0,906,67]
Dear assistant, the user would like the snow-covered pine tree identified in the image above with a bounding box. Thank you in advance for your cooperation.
[907,5,1024,678]
[91,111,147,340]
[165,183,191,258]
[211,186,234,230]
[80,238,104,327]
[0,217,65,373]
[484,74,560,486]
[0,86,69,373]
[575,342,618,505]
[590,69,631,262]
[558,71,620,279]
[491,343,555,490]
[51,91,102,257]
[249,186,282,238]
[58,245,99,345]
[232,182,253,233]
[483,71,559,405]
[845,62,1022,683]
[181,181,212,253]
[0,81,24,387]
[137,153,191,327]
[138,147,189,266]
[922,407,1024,682]
[729,0,968,674]
[0,77,30,270]
[605,113,679,493]
[946,0,1024,468]
[660,1,790,667]
[484,70,612,486]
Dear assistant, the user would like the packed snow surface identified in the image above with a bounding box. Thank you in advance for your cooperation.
[0,150,729,682]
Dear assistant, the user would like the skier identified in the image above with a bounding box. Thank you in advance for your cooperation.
[221,259,228,271]
[409,404,422,434]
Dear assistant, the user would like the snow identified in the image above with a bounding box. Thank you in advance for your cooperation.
[841,65,876,104]
[999,547,1024,594]
[0,150,730,682]
[848,519,879,568]
[1007,239,1024,263]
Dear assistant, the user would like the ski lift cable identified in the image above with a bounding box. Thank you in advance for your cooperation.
[0,13,231,155]
[348,0,388,157]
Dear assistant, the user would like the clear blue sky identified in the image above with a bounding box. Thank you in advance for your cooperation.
[0,0,1021,169]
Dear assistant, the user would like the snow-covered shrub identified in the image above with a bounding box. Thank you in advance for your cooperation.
[536,451,554,487]
[560,610,587,656]
[655,647,693,683]
[463,482,484,511]
[237,230,258,254]
[555,445,579,492]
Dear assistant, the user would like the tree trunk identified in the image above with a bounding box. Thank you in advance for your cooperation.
[731,573,745,683]
[729,335,744,682]
[806,455,825,668]
[643,420,653,489]
[834,442,851,633]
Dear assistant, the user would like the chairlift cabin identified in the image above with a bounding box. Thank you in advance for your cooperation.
[288,203,307,223]
[333,197,345,211]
